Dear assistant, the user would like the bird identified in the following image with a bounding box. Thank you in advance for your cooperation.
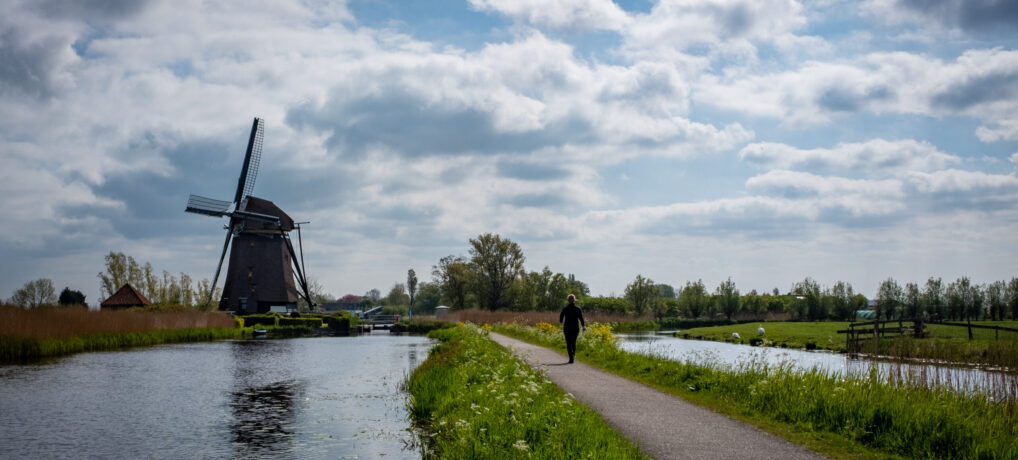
[732,332,740,339]
[758,326,765,335]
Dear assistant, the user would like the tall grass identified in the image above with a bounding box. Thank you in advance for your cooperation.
[0,304,243,363]
[405,324,647,459]
[496,323,1018,460]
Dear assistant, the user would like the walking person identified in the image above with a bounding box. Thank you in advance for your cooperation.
[559,294,586,363]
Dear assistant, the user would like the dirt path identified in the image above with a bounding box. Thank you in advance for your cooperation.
[488,332,826,460]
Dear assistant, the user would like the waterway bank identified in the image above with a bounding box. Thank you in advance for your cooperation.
[405,325,647,459]
[495,323,1018,460]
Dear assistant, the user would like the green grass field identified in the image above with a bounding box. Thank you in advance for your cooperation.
[675,320,1018,366]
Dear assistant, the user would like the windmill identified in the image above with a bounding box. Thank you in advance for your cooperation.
[185,118,314,314]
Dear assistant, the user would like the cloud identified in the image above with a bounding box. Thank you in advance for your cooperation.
[739,139,960,173]
[696,48,1018,139]
[865,0,1018,31]
[467,0,630,31]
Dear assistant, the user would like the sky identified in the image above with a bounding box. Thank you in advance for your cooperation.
[2,0,1017,304]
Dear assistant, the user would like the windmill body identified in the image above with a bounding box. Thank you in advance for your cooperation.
[185,118,313,314]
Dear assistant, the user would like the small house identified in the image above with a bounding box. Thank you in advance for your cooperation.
[100,284,152,310]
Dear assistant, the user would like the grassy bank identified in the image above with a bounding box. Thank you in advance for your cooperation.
[405,325,647,459]
[1,327,248,363]
[677,321,1018,367]
[496,323,1018,460]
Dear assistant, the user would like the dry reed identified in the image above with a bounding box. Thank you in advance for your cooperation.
[0,304,237,339]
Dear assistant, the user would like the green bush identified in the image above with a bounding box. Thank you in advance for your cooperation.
[242,315,279,327]
[323,315,350,331]
[580,296,631,314]
[279,317,323,327]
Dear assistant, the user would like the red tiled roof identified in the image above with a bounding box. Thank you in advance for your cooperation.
[100,283,153,308]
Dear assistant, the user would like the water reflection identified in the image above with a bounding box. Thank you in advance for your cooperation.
[229,380,305,458]
[618,332,1018,400]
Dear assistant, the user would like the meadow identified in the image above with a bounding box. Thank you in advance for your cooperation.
[405,324,647,459]
[677,320,1018,367]
[495,322,1018,460]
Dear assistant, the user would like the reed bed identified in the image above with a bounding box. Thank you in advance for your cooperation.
[496,323,1018,460]
[0,304,237,339]
[0,304,243,363]
[405,324,647,459]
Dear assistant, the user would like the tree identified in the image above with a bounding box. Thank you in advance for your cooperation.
[743,289,764,319]
[678,280,709,319]
[385,283,409,307]
[986,281,1006,321]
[58,287,87,306]
[904,282,921,319]
[830,281,856,320]
[468,233,525,311]
[624,274,658,316]
[414,282,442,313]
[1008,277,1018,320]
[793,277,822,320]
[922,277,944,319]
[715,277,740,320]
[9,279,58,307]
[432,255,471,310]
[876,277,903,320]
[407,269,418,312]
[298,276,331,313]
[365,289,381,305]
[655,284,677,299]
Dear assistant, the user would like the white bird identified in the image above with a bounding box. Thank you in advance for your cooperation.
[758,326,765,335]
[732,332,740,339]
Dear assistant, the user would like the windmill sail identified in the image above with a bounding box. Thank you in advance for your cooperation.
[185,195,233,216]
[233,117,264,206]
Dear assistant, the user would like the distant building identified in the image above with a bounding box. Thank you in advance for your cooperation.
[319,302,340,312]
[337,294,361,311]
[100,284,152,310]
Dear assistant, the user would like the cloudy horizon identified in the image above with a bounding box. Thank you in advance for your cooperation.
[2,0,1017,304]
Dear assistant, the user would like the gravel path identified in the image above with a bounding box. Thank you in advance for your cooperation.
[488,332,827,460]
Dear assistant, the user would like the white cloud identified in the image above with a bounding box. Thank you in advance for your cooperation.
[739,139,960,173]
[904,169,1018,193]
[467,0,631,31]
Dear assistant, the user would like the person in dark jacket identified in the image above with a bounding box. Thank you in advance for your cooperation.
[559,294,586,363]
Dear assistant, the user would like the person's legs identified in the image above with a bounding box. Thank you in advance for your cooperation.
[564,329,579,362]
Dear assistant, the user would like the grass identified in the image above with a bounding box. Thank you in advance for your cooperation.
[405,324,648,459]
[0,304,247,363]
[496,323,1018,460]
[677,320,1018,367]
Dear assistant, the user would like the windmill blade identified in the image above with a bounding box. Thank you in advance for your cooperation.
[233,117,265,205]
[203,226,233,309]
[186,194,232,217]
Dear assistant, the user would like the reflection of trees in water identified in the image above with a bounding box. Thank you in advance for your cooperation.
[229,380,305,458]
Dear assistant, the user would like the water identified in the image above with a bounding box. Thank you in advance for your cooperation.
[618,332,1018,400]
[0,333,432,459]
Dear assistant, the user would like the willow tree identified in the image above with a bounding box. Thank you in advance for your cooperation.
[469,233,525,311]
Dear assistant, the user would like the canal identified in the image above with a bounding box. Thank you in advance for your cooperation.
[0,333,432,459]
[618,332,1018,400]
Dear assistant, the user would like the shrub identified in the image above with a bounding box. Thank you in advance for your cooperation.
[279,317,323,327]
[242,314,278,327]
[323,315,350,331]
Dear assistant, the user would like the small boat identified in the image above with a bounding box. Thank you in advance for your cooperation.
[253,329,268,337]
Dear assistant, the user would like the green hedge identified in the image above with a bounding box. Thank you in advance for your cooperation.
[242,314,279,327]
[323,315,350,331]
[278,317,323,327]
